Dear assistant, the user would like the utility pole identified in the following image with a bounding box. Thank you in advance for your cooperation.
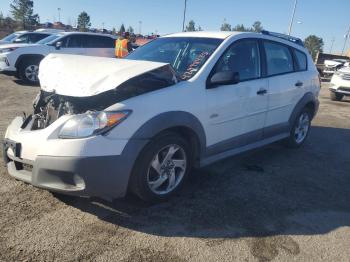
[57,8,61,23]
[341,25,350,56]
[288,0,298,35]
[329,37,335,54]
[138,21,142,35]
[182,0,187,32]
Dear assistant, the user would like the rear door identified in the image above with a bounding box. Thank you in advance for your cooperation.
[263,40,304,137]
[205,39,269,152]
[84,35,116,57]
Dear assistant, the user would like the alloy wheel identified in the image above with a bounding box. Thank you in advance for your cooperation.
[24,65,39,82]
[147,144,187,195]
[294,112,310,144]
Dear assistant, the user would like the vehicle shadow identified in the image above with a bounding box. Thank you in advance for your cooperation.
[57,125,350,239]
[13,79,39,87]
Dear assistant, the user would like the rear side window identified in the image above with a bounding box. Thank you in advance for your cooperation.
[85,35,115,48]
[294,49,307,71]
[264,41,294,76]
[65,35,85,48]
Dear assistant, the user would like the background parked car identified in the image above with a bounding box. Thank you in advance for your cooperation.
[0,30,61,45]
[329,66,350,101]
[0,32,117,84]
[323,59,350,78]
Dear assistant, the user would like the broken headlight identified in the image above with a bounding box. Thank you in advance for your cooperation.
[58,110,132,139]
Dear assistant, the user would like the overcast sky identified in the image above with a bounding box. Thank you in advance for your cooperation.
[1,0,349,54]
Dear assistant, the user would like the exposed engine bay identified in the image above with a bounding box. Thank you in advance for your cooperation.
[22,64,177,130]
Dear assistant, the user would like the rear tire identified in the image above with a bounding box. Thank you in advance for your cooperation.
[130,132,192,203]
[330,92,343,101]
[18,58,42,85]
[284,108,312,148]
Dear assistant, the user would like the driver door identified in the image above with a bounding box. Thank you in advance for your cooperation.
[205,39,269,153]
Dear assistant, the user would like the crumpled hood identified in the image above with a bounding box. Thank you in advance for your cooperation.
[39,54,172,97]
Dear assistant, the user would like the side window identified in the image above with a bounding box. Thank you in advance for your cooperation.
[101,36,115,48]
[84,35,115,48]
[65,35,85,48]
[13,34,29,43]
[84,35,98,48]
[264,41,294,76]
[294,49,307,71]
[213,39,261,81]
[29,34,49,43]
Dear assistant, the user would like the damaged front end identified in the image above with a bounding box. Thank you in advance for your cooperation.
[24,63,178,132]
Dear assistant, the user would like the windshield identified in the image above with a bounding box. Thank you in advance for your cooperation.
[126,37,223,80]
[37,34,62,45]
[1,33,20,42]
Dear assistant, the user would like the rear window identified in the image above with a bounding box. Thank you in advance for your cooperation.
[264,41,294,76]
[294,49,307,71]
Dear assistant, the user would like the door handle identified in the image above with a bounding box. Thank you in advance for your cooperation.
[295,81,303,87]
[257,88,267,95]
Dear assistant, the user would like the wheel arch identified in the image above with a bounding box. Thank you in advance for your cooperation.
[289,92,319,128]
[130,111,207,167]
[15,54,45,69]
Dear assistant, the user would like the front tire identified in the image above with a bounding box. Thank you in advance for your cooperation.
[285,108,312,148]
[18,58,41,85]
[130,132,192,202]
[330,92,344,101]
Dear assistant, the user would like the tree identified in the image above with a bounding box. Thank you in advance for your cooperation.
[220,22,232,31]
[119,23,125,34]
[197,25,203,31]
[77,11,91,31]
[252,21,263,32]
[10,0,39,29]
[304,35,324,60]
[111,27,117,35]
[126,26,134,34]
[232,24,250,32]
[185,20,196,32]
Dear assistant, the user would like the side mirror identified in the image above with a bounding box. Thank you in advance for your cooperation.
[13,39,24,43]
[207,71,240,89]
[55,41,62,50]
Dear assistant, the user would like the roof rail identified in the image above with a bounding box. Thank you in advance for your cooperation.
[261,30,304,47]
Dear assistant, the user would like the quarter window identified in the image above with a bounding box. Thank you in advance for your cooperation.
[294,49,307,71]
[213,40,261,81]
[264,41,294,76]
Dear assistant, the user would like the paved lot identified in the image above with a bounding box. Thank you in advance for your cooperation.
[0,74,349,261]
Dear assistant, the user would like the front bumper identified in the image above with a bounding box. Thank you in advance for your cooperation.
[0,55,15,72]
[329,76,350,96]
[3,117,148,200]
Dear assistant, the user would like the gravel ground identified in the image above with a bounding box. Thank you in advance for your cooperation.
[0,74,349,262]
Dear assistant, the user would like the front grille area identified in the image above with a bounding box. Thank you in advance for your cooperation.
[341,74,350,80]
[338,87,350,92]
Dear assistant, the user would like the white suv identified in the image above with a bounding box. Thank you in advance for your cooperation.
[329,66,350,101]
[0,32,116,84]
[3,31,320,202]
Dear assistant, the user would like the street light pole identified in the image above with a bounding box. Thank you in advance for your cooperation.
[182,0,187,32]
[138,21,142,35]
[341,25,350,56]
[329,37,335,54]
[57,8,61,23]
[288,0,298,35]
